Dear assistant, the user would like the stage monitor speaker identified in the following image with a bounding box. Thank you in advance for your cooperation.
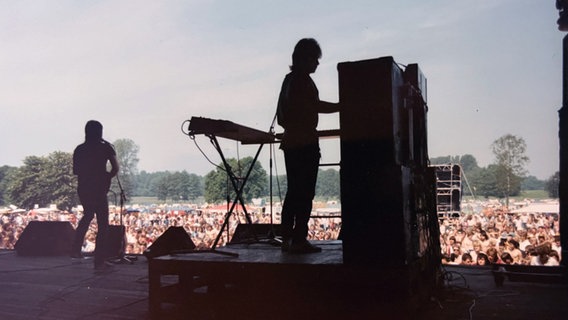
[105,225,126,258]
[15,221,75,256]
[230,223,281,244]
[143,226,195,259]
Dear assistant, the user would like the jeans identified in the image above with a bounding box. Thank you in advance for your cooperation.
[73,192,109,266]
[281,144,320,242]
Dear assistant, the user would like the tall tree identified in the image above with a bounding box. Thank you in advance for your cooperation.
[6,152,78,210]
[469,165,499,199]
[271,174,287,202]
[0,165,16,206]
[316,169,340,198]
[429,155,458,165]
[546,171,560,198]
[458,154,479,173]
[146,171,170,198]
[522,175,545,191]
[111,138,139,202]
[170,171,192,200]
[133,170,154,196]
[491,134,529,207]
[204,157,267,203]
[186,173,203,200]
[44,151,79,210]
[148,171,203,201]
[153,172,175,201]
[7,156,47,209]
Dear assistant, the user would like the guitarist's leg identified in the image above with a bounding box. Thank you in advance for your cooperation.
[72,201,95,257]
[93,194,110,268]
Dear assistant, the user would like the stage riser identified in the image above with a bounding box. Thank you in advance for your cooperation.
[151,262,427,319]
[148,242,438,319]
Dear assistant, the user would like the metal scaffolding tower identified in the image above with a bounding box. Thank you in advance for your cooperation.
[432,164,462,219]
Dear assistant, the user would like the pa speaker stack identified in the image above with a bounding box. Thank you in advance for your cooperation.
[143,226,195,259]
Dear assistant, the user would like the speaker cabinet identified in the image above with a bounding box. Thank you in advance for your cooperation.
[338,57,431,266]
[105,225,126,258]
[230,224,281,244]
[15,221,75,256]
[143,226,195,259]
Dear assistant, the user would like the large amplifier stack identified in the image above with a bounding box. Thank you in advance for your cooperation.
[338,56,440,269]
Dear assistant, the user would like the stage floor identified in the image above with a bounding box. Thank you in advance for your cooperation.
[0,243,567,320]
[0,249,148,320]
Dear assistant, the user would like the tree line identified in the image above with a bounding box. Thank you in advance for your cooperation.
[0,134,558,210]
[430,134,558,202]
[0,138,340,210]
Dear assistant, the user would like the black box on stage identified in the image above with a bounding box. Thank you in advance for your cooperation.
[338,56,437,266]
[105,225,126,258]
[143,226,195,259]
[230,223,281,244]
[15,221,75,256]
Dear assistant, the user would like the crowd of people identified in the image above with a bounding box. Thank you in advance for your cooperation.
[439,202,562,266]
[0,204,342,256]
[0,201,562,267]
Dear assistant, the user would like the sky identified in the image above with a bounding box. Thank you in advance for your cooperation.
[0,0,563,180]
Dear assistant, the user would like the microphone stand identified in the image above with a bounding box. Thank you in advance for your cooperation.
[266,111,282,245]
[110,175,134,264]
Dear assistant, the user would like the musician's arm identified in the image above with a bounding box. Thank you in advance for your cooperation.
[108,154,120,178]
[317,100,341,114]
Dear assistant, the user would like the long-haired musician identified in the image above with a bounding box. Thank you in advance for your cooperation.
[277,38,340,254]
[71,120,119,271]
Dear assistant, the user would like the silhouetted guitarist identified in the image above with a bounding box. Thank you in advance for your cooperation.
[71,120,119,271]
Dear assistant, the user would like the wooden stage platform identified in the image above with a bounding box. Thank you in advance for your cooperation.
[1,242,567,320]
[148,240,428,319]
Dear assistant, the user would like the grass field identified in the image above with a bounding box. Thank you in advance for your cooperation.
[129,196,164,205]
[517,189,550,200]
[462,189,553,203]
[129,196,207,205]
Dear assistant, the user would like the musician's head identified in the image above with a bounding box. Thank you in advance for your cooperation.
[291,38,321,73]
[85,120,103,142]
